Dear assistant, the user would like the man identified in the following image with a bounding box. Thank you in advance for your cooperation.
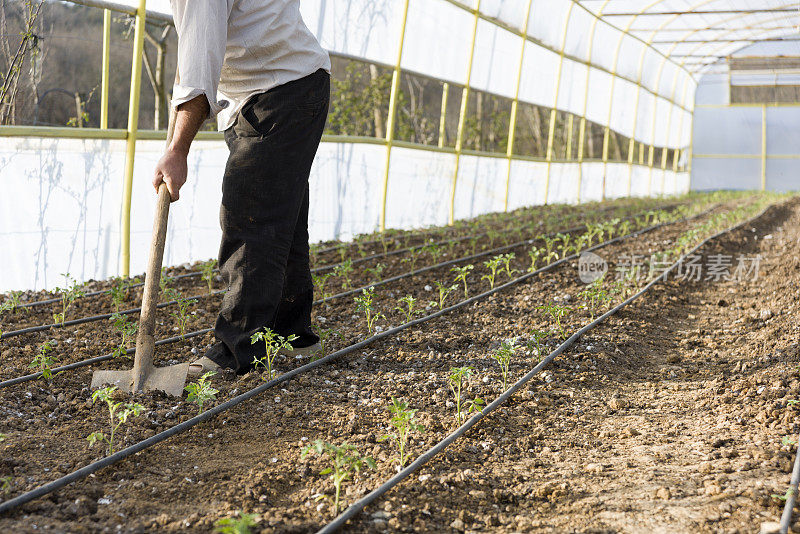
[154,0,331,376]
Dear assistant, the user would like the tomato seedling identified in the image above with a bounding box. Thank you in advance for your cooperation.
[354,286,385,334]
[86,386,145,455]
[493,340,517,390]
[159,267,174,293]
[29,340,60,381]
[526,329,550,360]
[364,262,386,283]
[431,281,457,309]
[301,440,376,515]
[200,259,218,293]
[250,327,297,380]
[395,295,421,323]
[578,277,612,321]
[379,397,424,468]
[448,366,474,425]
[110,312,137,358]
[52,273,85,325]
[451,265,474,298]
[0,291,22,315]
[313,326,342,360]
[401,247,425,272]
[333,259,354,289]
[482,256,503,289]
[165,288,197,339]
[214,512,259,534]
[536,303,572,339]
[312,272,334,302]
[499,253,517,278]
[185,371,219,414]
[0,476,11,496]
[527,247,543,273]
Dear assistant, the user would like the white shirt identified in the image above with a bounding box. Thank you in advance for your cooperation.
[170,0,331,131]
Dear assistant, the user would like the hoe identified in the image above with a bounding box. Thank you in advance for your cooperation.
[91,108,190,397]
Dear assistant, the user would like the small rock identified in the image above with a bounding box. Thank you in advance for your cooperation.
[584,463,603,474]
[655,487,671,500]
[760,309,773,320]
[759,521,781,534]
[608,397,626,410]
[450,518,465,530]
[624,427,640,437]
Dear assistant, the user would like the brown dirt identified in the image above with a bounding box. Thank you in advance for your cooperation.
[2,192,794,534]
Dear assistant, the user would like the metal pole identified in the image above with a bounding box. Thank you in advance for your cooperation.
[378,0,411,232]
[449,0,481,226]
[100,9,111,129]
[119,0,148,277]
[438,82,449,149]
[502,0,534,213]
[544,2,576,205]
[761,103,767,191]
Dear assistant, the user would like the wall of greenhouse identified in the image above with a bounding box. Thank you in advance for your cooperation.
[692,41,800,193]
[0,0,694,292]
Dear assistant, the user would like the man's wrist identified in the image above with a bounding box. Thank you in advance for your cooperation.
[167,144,190,157]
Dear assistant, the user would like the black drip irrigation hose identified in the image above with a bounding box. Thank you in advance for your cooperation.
[9,202,672,311]
[315,201,775,534]
[0,206,685,388]
[779,434,800,533]
[0,206,697,516]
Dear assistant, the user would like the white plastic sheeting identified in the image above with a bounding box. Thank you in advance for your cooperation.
[691,41,800,193]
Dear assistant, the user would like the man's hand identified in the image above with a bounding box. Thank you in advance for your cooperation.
[152,94,210,202]
[153,148,188,202]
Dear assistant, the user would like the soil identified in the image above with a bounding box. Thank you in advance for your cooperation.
[1,192,796,534]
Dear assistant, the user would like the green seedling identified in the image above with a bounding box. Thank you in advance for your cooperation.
[354,286,385,334]
[337,246,348,263]
[467,397,485,414]
[526,329,550,360]
[185,371,218,414]
[313,326,343,360]
[301,440,376,515]
[541,236,556,259]
[619,219,632,236]
[159,267,174,293]
[448,366,474,425]
[0,433,5,442]
[556,233,572,258]
[782,435,797,447]
[333,259,354,289]
[214,512,259,534]
[493,340,516,391]
[527,247,543,273]
[312,272,334,302]
[86,386,145,455]
[431,281,458,309]
[401,247,425,272]
[605,218,621,239]
[165,288,197,339]
[499,253,517,278]
[364,262,386,283]
[0,291,22,315]
[52,273,85,325]
[108,277,130,312]
[451,265,474,298]
[772,488,795,502]
[469,236,480,255]
[110,312,137,359]
[250,327,297,380]
[379,397,424,468]
[482,256,503,289]
[536,303,572,339]
[395,295,421,323]
[486,229,500,248]
[200,259,218,293]
[424,244,444,264]
[0,476,11,496]
[578,277,612,321]
[380,236,390,255]
[573,235,587,254]
[29,341,60,381]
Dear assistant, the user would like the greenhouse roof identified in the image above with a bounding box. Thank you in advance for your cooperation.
[577,0,800,74]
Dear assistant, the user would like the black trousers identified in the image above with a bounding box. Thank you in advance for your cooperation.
[211,69,329,373]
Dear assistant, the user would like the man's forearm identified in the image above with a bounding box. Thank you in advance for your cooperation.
[169,95,210,155]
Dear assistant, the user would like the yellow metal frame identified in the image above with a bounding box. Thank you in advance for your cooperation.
[448,0,481,226]
[438,82,449,149]
[502,0,534,212]
[544,2,577,205]
[120,0,148,277]
[377,0,411,232]
[100,9,111,129]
